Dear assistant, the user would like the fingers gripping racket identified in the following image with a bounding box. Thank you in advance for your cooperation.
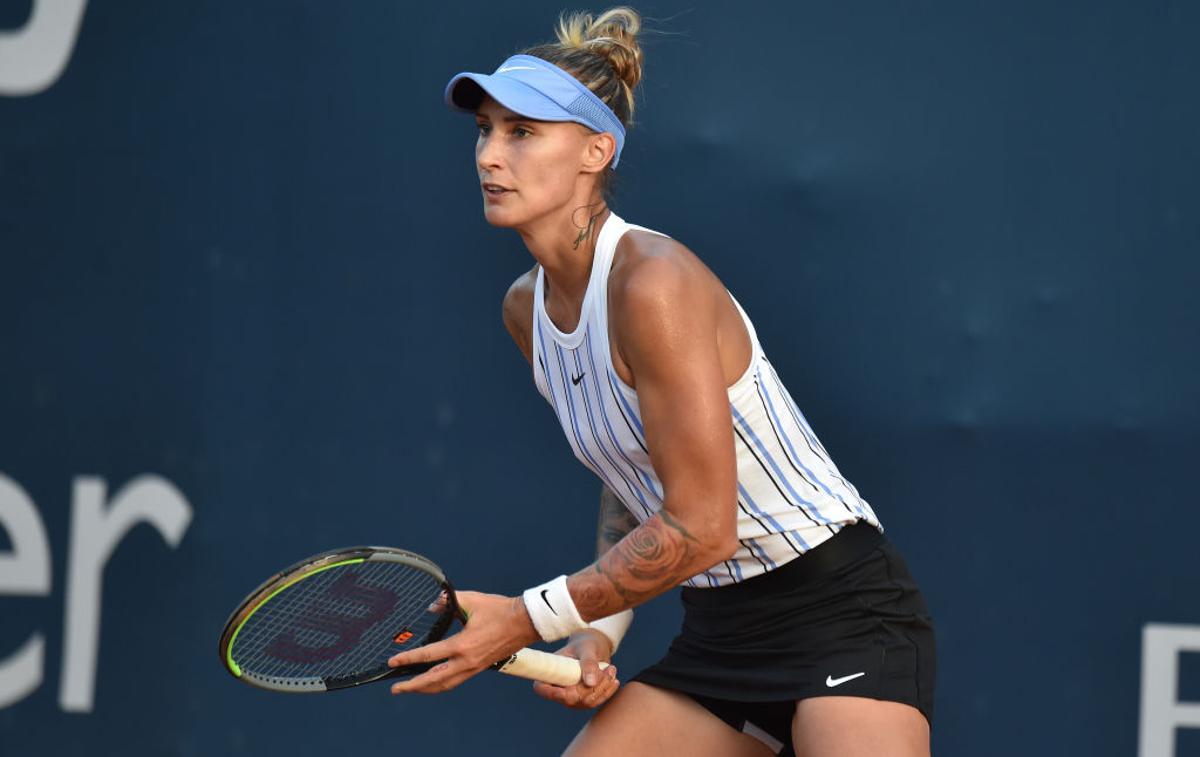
[218,546,599,693]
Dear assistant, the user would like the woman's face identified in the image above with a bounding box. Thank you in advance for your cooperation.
[474,96,601,229]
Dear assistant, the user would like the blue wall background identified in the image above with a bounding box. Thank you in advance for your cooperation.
[2,1,1198,755]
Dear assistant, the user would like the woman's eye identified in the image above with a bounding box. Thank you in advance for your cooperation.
[513,127,531,138]
[476,123,491,135]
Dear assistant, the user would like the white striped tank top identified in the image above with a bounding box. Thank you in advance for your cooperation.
[531,212,882,587]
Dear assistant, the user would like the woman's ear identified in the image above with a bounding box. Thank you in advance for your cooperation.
[581,132,617,174]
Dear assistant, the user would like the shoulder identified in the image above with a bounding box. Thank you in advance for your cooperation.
[502,264,538,326]
[502,265,539,363]
[609,230,720,325]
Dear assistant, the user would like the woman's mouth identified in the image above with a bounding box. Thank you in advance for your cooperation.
[482,183,512,198]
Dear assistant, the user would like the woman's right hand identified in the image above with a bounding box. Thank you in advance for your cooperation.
[531,628,620,709]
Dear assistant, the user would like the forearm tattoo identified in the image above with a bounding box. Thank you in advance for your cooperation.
[572,506,704,620]
[595,485,640,558]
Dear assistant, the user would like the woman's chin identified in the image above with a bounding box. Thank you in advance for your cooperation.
[482,204,522,228]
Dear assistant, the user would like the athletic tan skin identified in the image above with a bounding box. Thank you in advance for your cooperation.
[384,91,930,757]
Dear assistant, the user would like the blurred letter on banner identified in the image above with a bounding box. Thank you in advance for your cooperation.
[0,0,87,96]
[0,474,52,707]
[59,476,191,712]
[1141,624,1200,757]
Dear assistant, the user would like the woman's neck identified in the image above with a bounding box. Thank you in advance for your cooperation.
[518,201,611,304]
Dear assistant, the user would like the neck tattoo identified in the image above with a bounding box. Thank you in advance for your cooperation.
[572,204,607,250]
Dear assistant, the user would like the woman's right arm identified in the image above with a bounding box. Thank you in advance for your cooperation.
[502,266,539,365]
[595,484,641,559]
[531,485,630,709]
[502,268,623,708]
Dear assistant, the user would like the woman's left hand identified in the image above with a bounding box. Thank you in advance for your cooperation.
[531,628,619,710]
[386,590,540,695]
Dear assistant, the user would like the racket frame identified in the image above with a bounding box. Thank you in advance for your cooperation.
[217,546,457,693]
[218,545,601,694]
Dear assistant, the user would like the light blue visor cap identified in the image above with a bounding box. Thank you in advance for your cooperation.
[444,54,626,168]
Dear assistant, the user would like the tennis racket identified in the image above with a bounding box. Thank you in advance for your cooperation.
[218,546,602,693]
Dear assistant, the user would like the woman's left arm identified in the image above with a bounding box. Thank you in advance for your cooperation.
[567,245,741,619]
[388,240,739,693]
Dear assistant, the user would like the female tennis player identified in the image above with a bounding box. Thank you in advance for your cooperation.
[386,8,936,756]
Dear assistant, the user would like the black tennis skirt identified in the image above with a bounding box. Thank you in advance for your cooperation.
[633,522,936,743]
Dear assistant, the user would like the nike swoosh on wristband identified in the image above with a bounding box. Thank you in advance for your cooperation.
[825,672,866,687]
[539,589,558,615]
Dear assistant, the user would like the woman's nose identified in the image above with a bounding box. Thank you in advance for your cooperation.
[476,136,502,171]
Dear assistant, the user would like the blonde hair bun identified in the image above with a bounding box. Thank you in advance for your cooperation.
[555,7,644,93]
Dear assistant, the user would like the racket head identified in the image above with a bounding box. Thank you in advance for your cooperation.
[218,546,459,693]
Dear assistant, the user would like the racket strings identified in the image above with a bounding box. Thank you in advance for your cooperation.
[232,561,446,684]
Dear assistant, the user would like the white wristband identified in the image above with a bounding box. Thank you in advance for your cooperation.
[588,609,634,654]
[522,575,588,642]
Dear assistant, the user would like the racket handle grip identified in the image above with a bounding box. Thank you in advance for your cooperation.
[493,648,611,687]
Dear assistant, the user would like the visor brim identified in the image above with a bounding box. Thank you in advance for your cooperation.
[444,73,577,122]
